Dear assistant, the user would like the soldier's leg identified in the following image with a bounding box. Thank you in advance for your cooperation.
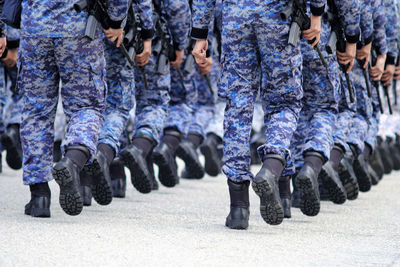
[19,37,58,218]
[255,12,303,225]
[120,51,171,193]
[82,40,135,205]
[54,37,106,216]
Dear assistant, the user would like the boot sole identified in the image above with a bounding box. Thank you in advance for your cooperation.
[296,176,320,216]
[1,134,22,170]
[176,147,205,179]
[152,152,177,187]
[200,145,220,177]
[52,166,83,216]
[339,165,359,201]
[88,160,113,206]
[319,169,346,205]
[252,180,284,225]
[120,151,152,193]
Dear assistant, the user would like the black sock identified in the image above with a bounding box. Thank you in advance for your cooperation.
[187,133,203,149]
[98,143,115,164]
[279,179,291,199]
[132,137,154,157]
[162,132,181,154]
[363,143,372,161]
[304,153,324,175]
[65,148,89,170]
[262,157,285,177]
[30,182,51,198]
[330,146,344,170]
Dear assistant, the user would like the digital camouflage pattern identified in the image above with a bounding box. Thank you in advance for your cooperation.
[19,37,106,185]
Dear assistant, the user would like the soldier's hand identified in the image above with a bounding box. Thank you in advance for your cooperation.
[382,64,395,86]
[356,42,371,69]
[103,28,124,47]
[192,40,208,65]
[0,37,6,57]
[394,65,400,80]
[337,42,356,73]
[303,15,321,47]
[170,49,184,69]
[198,57,213,75]
[135,39,152,66]
[369,54,386,81]
[1,48,17,68]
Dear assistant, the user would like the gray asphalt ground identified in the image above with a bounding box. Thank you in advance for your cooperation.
[0,158,399,267]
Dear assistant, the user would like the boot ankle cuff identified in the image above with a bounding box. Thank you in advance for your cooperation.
[262,154,286,167]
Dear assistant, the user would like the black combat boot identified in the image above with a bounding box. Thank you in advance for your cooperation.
[200,133,222,177]
[252,154,285,225]
[318,161,347,204]
[338,152,359,200]
[387,137,400,171]
[225,179,250,230]
[279,175,291,219]
[153,142,178,187]
[147,152,159,190]
[353,153,372,192]
[295,151,324,217]
[110,158,127,197]
[79,186,92,206]
[79,165,93,206]
[318,179,331,201]
[291,172,301,208]
[25,182,51,218]
[119,136,155,193]
[176,139,205,179]
[52,157,84,216]
[82,150,113,205]
[1,124,22,170]
[369,148,385,180]
[376,136,393,174]
[249,128,265,165]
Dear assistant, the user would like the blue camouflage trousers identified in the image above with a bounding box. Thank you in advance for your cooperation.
[19,37,106,185]
[98,40,135,153]
[220,1,303,182]
[133,44,170,143]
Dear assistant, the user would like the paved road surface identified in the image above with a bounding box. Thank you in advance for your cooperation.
[0,159,399,266]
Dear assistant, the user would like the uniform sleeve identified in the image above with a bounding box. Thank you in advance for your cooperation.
[6,26,19,49]
[135,0,154,40]
[107,0,129,28]
[166,0,190,50]
[310,0,326,16]
[359,0,373,45]
[334,0,361,44]
[384,0,399,64]
[372,0,387,55]
[191,0,216,40]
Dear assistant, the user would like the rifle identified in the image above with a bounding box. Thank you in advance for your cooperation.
[381,61,393,114]
[325,2,354,102]
[393,55,399,105]
[370,50,384,114]
[356,43,372,98]
[152,0,187,91]
[122,6,150,90]
[281,0,328,68]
